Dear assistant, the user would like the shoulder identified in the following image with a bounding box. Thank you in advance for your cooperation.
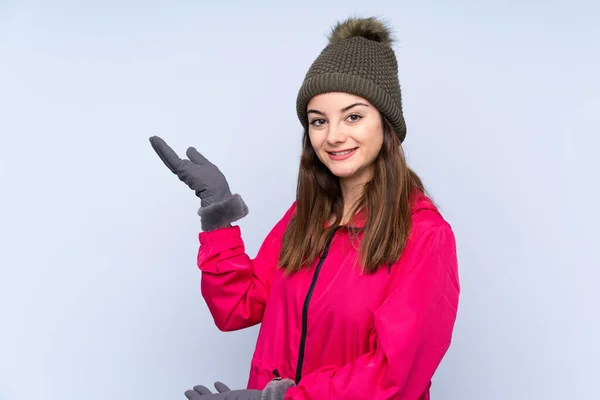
[384,192,458,284]
[409,190,454,240]
[269,201,297,234]
[281,201,297,222]
[391,190,457,274]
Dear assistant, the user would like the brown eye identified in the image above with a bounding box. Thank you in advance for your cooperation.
[346,114,362,123]
[310,118,326,127]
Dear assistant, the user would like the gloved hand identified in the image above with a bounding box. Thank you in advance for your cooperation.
[184,378,296,400]
[149,136,248,231]
[184,382,261,400]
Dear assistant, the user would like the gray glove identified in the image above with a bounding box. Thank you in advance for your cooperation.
[184,382,261,400]
[184,379,295,400]
[149,136,248,231]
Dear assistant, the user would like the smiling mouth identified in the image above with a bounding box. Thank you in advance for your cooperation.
[327,148,358,156]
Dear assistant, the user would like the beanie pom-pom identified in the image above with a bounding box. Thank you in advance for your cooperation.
[327,16,394,46]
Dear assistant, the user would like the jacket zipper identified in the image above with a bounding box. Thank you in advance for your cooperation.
[295,227,340,384]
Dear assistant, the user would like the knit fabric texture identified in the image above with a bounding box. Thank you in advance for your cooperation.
[296,34,407,142]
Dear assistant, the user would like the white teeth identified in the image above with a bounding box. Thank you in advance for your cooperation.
[331,149,355,155]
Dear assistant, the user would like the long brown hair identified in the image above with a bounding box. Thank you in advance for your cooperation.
[279,116,425,274]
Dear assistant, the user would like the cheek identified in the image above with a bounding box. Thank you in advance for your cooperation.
[358,130,383,158]
[308,131,325,151]
[373,136,384,155]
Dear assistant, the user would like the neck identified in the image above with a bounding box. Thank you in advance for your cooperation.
[340,181,363,214]
[339,167,373,223]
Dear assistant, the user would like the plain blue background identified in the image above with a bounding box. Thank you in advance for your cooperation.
[1,1,598,399]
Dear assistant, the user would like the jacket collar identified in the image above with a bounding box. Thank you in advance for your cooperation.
[330,189,437,229]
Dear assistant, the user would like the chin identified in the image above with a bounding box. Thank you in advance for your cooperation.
[327,165,358,178]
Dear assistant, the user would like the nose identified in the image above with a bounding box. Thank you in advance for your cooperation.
[325,123,347,145]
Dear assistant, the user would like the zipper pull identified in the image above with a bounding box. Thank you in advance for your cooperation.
[272,369,282,381]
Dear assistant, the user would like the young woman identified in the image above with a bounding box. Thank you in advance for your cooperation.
[150,16,460,400]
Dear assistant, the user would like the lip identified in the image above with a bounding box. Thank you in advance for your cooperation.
[327,147,358,161]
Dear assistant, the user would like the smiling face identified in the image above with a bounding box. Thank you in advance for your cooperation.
[306,92,384,189]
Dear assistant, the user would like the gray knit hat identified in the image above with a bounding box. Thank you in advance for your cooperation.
[296,16,407,142]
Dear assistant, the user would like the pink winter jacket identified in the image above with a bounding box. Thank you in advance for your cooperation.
[196,190,460,399]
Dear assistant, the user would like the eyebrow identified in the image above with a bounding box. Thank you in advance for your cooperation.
[307,102,370,115]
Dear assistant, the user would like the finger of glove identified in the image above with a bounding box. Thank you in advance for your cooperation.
[214,382,231,393]
[184,389,204,400]
[186,147,212,166]
[192,385,213,395]
[149,136,182,173]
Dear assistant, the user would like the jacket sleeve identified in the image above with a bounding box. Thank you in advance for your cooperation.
[196,203,296,332]
[284,222,460,400]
